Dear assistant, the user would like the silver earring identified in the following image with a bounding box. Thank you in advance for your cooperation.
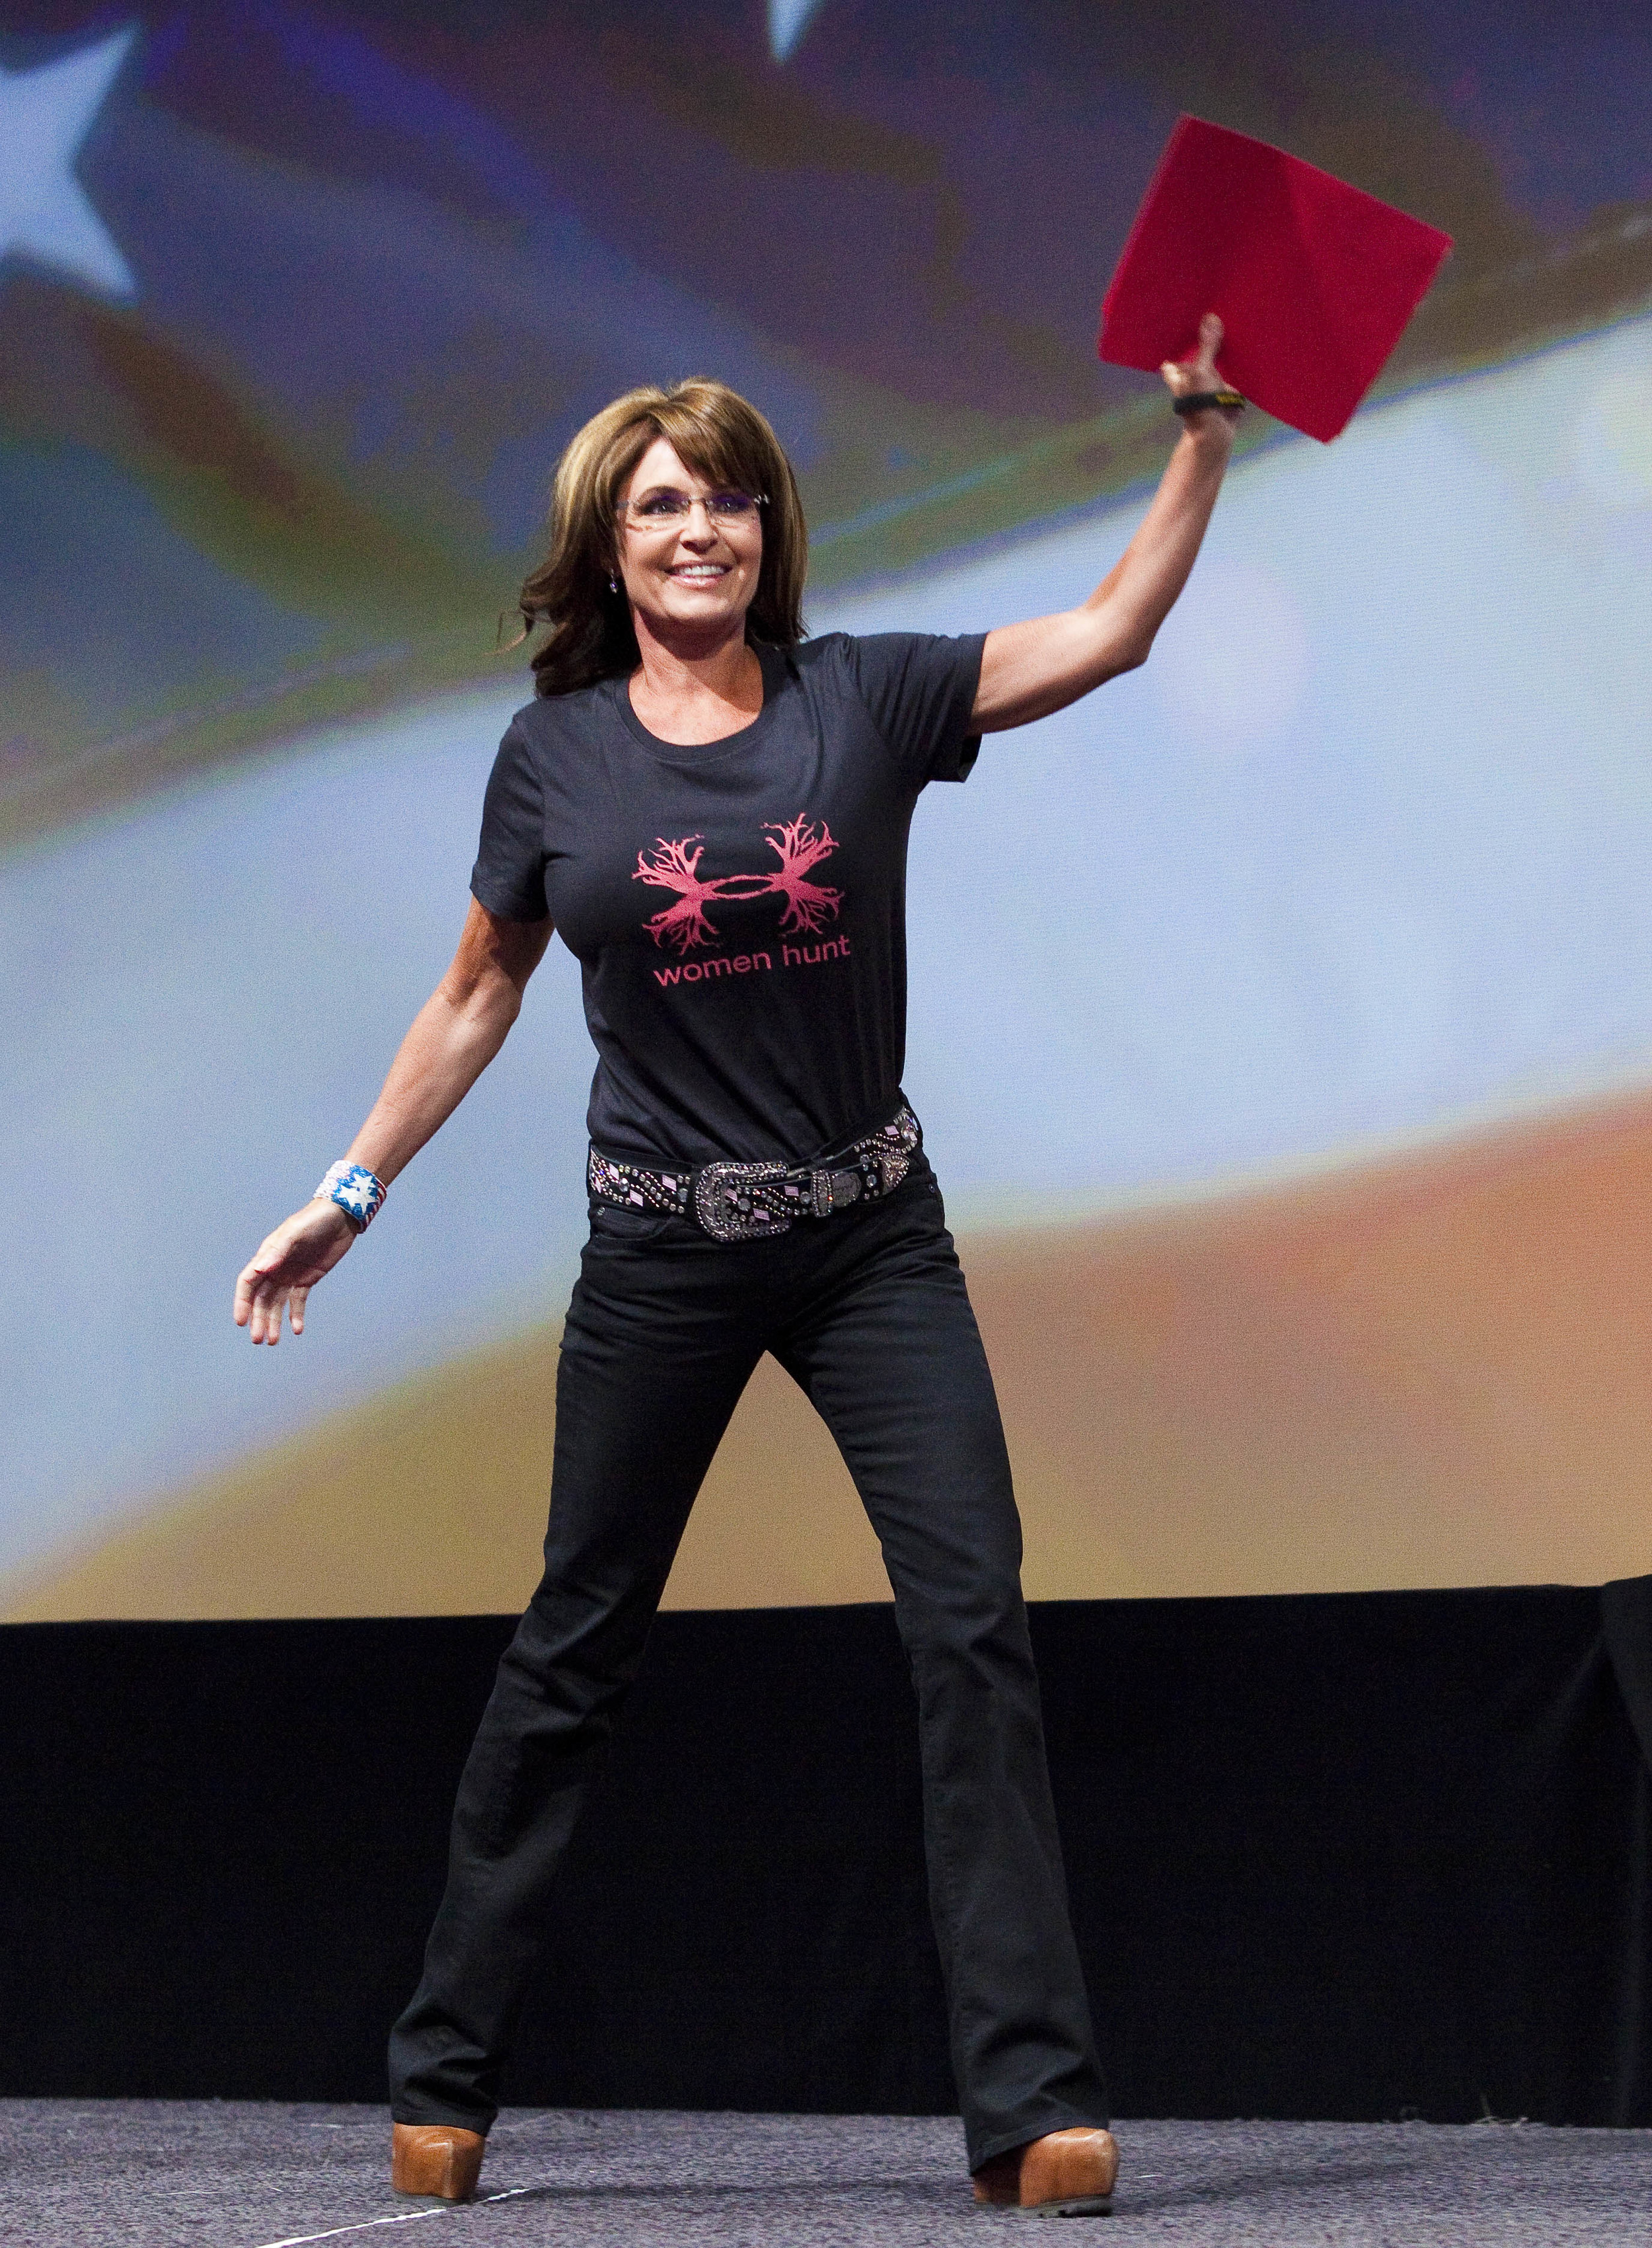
[609,574,619,594]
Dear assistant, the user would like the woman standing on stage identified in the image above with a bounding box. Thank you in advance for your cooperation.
[234,317,1240,2217]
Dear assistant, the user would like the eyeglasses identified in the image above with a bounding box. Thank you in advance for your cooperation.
[619,489,767,531]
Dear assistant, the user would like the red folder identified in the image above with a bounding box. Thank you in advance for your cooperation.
[1098,116,1452,442]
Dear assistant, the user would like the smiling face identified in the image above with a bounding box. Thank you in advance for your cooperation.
[614,435,764,648]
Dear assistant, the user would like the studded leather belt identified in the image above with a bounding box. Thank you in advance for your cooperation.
[587,1104,922,1243]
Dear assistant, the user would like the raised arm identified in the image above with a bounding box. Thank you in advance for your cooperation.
[971,313,1240,734]
[233,899,554,1344]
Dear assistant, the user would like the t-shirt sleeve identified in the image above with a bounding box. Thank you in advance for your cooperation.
[839,631,987,788]
[470,718,550,922]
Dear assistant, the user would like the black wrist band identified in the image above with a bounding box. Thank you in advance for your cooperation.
[1173,389,1246,416]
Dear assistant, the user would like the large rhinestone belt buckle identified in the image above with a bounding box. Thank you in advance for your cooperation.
[695,1160,792,1243]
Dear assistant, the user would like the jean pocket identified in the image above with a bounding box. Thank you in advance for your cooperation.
[587,1202,685,1245]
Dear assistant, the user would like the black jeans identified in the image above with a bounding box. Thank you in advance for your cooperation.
[387,1168,1108,2169]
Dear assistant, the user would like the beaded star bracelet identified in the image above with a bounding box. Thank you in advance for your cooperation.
[314,1160,389,1232]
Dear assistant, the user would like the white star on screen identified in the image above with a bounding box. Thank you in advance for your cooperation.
[769,0,827,62]
[0,24,138,299]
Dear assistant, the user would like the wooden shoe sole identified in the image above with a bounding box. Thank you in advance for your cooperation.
[391,2121,486,2202]
[972,2126,1118,2216]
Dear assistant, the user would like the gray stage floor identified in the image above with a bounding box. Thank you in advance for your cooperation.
[4,2102,1651,2247]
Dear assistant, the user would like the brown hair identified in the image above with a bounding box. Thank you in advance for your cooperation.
[515,378,807,697]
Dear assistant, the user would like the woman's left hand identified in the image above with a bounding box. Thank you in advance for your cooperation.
[969,309,1241,732]
[1159,312,1242,428]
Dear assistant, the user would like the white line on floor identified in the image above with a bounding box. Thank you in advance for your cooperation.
[254,2188,529,2247]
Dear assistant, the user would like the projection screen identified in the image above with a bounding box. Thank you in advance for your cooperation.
[4,0,1652,1619]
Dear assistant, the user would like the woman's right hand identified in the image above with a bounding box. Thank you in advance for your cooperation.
[230,897,553,1348]
[233,1199,359,1344]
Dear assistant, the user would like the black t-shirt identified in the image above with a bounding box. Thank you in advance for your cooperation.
[470,630,986,1169]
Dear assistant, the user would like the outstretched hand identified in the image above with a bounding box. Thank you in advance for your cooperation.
[233,1199,358,1344]
[1159,312,1242,422]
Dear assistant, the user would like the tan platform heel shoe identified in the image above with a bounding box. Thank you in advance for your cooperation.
[971,2126,1119,2216]
[391,2120,486,2202]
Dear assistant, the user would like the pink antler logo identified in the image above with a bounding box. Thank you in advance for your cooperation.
[632,834,726,956]
[760,816,843,934]
[634,817,844,951]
